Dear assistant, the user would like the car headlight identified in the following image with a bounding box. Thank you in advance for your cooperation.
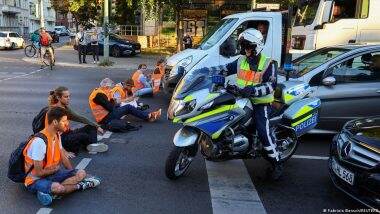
[169,56,193,77]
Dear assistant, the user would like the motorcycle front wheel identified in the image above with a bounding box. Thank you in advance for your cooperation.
[165,146,194,180]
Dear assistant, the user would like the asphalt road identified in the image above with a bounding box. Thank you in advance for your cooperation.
[0,47,367,214]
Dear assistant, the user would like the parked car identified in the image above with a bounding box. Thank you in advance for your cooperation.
[329,116,380,209]
[278,44,380,132]
[55,26,69,36]
[0,31,25,49]
[73,33,141,57]
[46,31,59,43]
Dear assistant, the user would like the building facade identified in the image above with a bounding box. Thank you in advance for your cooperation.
[0,0,55,36]
[29,0,55,33]
[0,0,29,35]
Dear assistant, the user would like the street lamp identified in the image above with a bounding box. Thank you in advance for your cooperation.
[103,0,109,62]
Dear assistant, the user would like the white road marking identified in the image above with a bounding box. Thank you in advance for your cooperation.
[36,208,52,214]
[75,158,92,170]
[0,68,44,82]
[292,155,329,160]
[206,160,267,214]
[97,131,112,141]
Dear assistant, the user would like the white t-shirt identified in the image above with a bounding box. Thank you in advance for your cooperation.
[26,137,62,161]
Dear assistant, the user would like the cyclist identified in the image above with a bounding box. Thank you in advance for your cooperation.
[39,28,54,68]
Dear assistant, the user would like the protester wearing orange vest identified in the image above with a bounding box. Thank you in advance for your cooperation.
[89,78,161,126]
[24,107,101,206]
[132,64,153,97]
[151,58,166,94]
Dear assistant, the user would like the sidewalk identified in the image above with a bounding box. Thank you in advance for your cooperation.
[22,45,164,70]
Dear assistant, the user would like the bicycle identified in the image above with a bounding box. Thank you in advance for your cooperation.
[24,42,41,58]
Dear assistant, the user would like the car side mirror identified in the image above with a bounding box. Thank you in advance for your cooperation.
[219,39,236,58]
[322,76,336,86]
[314,22,327,30]
[177,66,185,76]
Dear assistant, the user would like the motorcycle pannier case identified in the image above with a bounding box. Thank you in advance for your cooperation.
[282,97,321,136]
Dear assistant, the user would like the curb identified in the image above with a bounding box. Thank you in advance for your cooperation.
[21,57,129,69]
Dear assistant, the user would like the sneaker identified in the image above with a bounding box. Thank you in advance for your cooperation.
[148,109,162,122]
[86,143,108,153]
[78,177,101,190]
[37,191,53,206]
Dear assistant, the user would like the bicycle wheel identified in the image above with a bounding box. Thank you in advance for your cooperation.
[43,52,50,66]
[24,45,36,58]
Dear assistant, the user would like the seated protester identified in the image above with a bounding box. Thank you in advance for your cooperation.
[132,64,153,97]
[89,78,161,128]
[151,59,166,94]
[24,107,101,206]
[48,86,108,154]
[112,79,149,110]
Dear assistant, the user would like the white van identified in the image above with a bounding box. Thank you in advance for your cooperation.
[291,0,380,57]
[163,11,288,93]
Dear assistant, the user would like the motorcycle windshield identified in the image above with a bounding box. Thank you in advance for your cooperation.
[173,68,217,100]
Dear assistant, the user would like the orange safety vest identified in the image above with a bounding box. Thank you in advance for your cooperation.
[151,72,163,94]
[88,88,111,123]
[23,129,61,186]
[111,85,126,100]
[131,70,144,92]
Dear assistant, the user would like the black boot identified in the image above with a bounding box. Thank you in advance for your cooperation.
[267,162,284,181]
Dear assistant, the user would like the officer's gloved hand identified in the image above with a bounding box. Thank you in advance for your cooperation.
[211,75,225,86]
[240,87,256,98]
[226,84,240,95]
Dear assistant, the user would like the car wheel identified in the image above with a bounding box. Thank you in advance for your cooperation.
[11,43,16,49]
[111,46,121,57]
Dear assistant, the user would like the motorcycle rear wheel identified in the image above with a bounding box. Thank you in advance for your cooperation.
[165,147,193,180]
[272,126,299,162]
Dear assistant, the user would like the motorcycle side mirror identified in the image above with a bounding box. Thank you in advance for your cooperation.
[177,66,185,76]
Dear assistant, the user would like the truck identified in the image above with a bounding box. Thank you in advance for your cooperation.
[163,11,290,93]
[291,0,380,57]
[163,0,380,94]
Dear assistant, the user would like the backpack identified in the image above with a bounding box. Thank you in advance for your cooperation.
[31,33,40,43]
[106,119,139,133]
[40,33,50,46]
[32,107,48,134]
[7,133,48,183]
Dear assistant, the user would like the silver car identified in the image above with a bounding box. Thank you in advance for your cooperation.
[279,44,380,132]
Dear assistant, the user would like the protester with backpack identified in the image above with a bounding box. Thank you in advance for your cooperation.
[9,107,101,206]
[39,28,54,68]
[33,86,108,154]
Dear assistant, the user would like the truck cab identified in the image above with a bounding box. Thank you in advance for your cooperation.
[291,0,380,58]
[163,11,287,94]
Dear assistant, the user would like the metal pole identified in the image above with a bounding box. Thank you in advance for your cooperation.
[251,0,256,10]
[39,0,45,28]
[103,0,109,61]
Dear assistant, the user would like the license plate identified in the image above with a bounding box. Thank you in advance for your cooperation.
[332,158,354,185]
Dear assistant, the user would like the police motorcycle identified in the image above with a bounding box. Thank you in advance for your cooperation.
[165,66,321,180]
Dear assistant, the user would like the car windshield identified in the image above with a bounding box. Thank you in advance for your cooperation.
[0,33,6,37]
[198,18,238,50]
[291,47,350,77]
[294,0,320,26]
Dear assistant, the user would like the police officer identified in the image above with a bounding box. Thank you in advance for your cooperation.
[212,29,283,179]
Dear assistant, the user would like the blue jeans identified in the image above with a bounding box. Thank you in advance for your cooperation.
[135,87,153,97]
[104,105,149,124]
[26,169,77,194]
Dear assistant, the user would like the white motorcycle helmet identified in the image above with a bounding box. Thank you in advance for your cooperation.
[238,29,264,56]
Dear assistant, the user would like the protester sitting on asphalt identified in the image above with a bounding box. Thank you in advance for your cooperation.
[131,64,154,97]
[111,79,149,110]
[47,86,108,154]
[151,58,166,94]
[24,107,101,206]
[89,78,161,128]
